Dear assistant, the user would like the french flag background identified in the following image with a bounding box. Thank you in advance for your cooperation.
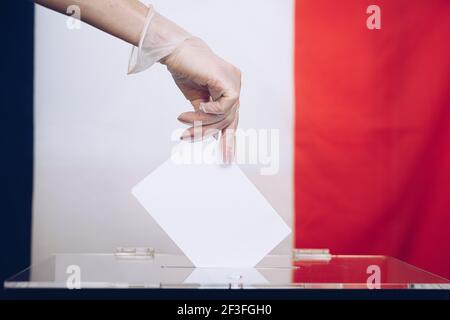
[32,0,450,278]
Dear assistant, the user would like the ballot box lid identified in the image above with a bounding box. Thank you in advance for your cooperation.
[4,251,449,289]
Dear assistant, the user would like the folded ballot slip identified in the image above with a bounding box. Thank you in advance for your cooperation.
[132,139,291,268]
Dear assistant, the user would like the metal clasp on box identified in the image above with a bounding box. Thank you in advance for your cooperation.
[115,247,155,260]
[292,249,332,262]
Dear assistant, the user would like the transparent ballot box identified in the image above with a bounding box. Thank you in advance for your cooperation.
[4,249,450,289]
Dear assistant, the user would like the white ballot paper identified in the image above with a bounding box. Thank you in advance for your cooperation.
[132,139,291,268]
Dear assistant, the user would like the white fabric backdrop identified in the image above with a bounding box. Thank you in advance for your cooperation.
[32,0,294,263]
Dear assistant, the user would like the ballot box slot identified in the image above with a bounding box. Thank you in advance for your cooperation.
[114,247,155,260]
[293,249,332,262]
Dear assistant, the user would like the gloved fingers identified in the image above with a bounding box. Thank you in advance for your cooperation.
[199,94,239,115]
[179,113,233,141]
[221,108,239,165]
[178,97,224,136]
[180,125,220,142]
[190,97,210,112]
[177,111,225,126]
[180,104,238,141]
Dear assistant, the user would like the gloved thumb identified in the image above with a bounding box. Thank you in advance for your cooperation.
[199,95,238,116]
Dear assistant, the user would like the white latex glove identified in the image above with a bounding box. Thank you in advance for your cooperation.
[128,6,241,164]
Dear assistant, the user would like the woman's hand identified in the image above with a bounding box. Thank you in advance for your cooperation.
[162,37,241,164]
[128,6,241,164]
[33,1,241,163]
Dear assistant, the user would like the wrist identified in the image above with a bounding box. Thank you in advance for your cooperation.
[128,6,191,74]
[149,8,191,54]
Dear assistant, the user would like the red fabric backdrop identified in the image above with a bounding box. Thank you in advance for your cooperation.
[294,0,450,278]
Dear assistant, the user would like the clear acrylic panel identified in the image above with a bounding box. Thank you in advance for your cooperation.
[4,251,450,289]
